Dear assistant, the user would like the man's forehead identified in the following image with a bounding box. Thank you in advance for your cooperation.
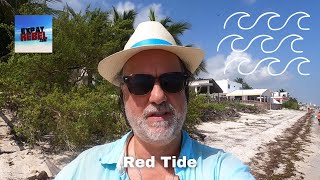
[122,49,182,74]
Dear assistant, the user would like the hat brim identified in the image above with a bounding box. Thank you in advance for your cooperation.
[98,45,204,86]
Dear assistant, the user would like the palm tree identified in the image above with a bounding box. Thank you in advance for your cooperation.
[148,9,190,46]
[192,61,207,77]
[234,77,245,85]
[148,8,207,77]
[0,0,62,22]
[112,6,136,28]
[234,77,252,89]
[111,6,137,50]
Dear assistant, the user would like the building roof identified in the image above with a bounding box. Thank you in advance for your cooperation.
[226,89,272,97]
[272,98,281,104]
[189,79,223,93]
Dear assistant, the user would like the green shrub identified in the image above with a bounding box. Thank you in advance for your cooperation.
[184,93,204,132]
[282,98,299,110]
[13,84,129,150]
[200,103,226,111]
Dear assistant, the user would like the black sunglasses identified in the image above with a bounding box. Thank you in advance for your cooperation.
[123,72,189,95]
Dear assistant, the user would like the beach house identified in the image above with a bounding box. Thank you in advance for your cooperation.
[189,79,223,98]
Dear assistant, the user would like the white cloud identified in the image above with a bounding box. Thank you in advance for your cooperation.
[115,1,135,13]
[49,1,166,28]
[44,28,52,33]
[51,0,109,13]
[199,51,292,89]
[134,3,164,28]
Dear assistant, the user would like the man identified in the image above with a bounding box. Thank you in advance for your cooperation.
[55,21,255,180]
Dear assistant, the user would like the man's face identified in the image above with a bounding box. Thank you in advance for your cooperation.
[122,49,187,145]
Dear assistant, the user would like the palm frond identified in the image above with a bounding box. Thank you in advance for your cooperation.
[65,3,76,17]
[148,8,156,21]
[166,22,190,45]
[234,77,244,84]
[159,17,172,28]
[112,6,120,23]
[193,60,208,77]
[123,9,136,21]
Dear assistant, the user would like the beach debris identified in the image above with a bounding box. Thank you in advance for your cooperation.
[45,159,61,177]
[27,170,49,180]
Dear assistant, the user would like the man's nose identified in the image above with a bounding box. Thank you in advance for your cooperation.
[149,82,167,104]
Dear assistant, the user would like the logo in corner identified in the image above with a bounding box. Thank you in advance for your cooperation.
[14,15,52,53]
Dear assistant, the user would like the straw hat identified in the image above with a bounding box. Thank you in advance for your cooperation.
[98,21,204,86]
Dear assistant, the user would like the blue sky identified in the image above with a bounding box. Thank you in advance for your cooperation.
[49,0,320,105]
[15,15,52,41]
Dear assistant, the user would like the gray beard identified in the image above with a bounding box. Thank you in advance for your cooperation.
[125,101,187,145]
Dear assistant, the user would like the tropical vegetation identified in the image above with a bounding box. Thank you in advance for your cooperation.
[0,1,208,150]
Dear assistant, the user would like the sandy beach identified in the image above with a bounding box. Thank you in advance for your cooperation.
[197,109,306,163]
[1,109,319,179]
[14,43,52,53]
[197,109,320,179]
[295,113,320,180]
[0,111,76,180]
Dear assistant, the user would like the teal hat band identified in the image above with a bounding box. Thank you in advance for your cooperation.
[131,38,172,48]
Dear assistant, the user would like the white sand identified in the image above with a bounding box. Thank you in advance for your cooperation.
[0,148,75,180]
[0,111,75,180]
[197,109,306,163]
[15,43,52,53]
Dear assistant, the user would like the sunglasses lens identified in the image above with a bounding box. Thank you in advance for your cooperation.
[124,74,154,95]
[160,72,187,93]
[123,72,188,95]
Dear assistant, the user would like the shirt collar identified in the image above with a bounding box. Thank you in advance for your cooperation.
[179,130,195,160]
[99,131,133,165]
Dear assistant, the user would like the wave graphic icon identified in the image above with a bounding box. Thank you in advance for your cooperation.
[217,34,303,53]
[224,57,310,76]
[224,11,310,31]
[220,11,311,76]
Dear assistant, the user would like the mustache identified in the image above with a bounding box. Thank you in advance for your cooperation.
[143,102,175,118]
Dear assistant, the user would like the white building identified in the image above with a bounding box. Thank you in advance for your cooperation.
[215,79,242,94]
[189,79,223,96]
[226,89,272,102]
[272,92,289,104]
[226,89,283,110]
